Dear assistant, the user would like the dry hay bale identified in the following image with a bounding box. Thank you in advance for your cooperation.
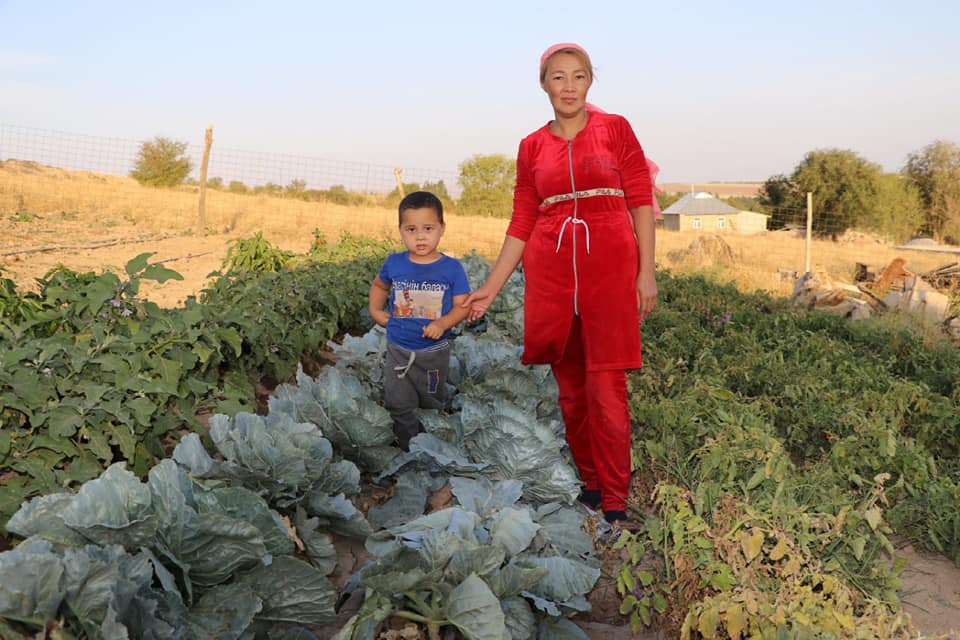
[666,234,736,264]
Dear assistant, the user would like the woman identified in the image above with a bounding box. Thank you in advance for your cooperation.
[463,43,657,525]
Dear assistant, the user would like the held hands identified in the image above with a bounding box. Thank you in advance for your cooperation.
[422,320,445,340]
[637,271,658,322]
[462,284,496,322]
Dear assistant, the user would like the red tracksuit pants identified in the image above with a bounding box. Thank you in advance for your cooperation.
[551,316,632,512]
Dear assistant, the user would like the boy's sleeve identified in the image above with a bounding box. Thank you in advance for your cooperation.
[452,261,471,296]
[378,255,393,286]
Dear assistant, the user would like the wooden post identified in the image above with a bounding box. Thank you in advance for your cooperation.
[393,168,405,198]
[804,191,813,274]
[197,125,213,230]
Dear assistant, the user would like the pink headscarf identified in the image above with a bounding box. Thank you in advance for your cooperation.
[539,42,593,81]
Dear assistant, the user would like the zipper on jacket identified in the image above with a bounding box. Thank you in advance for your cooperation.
[566,140,580,316]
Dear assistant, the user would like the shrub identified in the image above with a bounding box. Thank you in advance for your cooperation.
[129,136,193,187]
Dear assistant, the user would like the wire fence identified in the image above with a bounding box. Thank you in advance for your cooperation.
[0,123,460,195]
[2,122,957,303]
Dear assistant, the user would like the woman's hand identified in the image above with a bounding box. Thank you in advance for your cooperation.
[462,284,497,322]
[636,270,657,322]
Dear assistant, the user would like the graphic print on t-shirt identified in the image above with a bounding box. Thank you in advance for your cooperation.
[392,280,445,320]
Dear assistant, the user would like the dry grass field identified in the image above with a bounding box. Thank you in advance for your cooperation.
[1,160,953,307]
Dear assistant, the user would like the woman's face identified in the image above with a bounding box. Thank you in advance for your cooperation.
[541,52,592,117]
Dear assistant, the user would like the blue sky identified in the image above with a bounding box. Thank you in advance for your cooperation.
[1,0,958,185]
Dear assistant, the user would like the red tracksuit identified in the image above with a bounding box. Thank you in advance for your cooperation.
[505,111,653,512]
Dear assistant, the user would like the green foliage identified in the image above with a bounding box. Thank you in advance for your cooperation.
[625,271,960,635]
[205,176,224,189]
[7,210,36,223]
[0,255,219,527]
[457,154,516,217]
[285,179,307,197]
[421,179,455,213]
[202,235,392,384]
[723,196,764,213]
[862,174,925,242]
[254,182,283,196]
[221,232,295,273]
[313,184,370,206]
[888,476,960,564]
[0,239,391,531]
[758,174,796,220]
[129,136,193,187]
[384,182,422,210]
[792,149,882,235]
[228,180,249,194]
[614,529,670,631]
[656,191,684,211]
[760,150,897,237]
[0,427,350,638]
[421,179,452,201]
[903,139,960,243]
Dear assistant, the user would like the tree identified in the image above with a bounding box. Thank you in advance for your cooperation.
[759,174,799,208]
[457,154,516,217]
[760,150,882,235]
[725,196,765,213]
[130,136,193,187]
[286,179,307,199]
[387,182,421,200]
[655,191,683,211]
[421,179,454,212]
[791,149,881,236]
[255,182,282,196]
[421,179,452,201]
[903,140,960,243]
[228,180,249,194]
[862,174,924,242]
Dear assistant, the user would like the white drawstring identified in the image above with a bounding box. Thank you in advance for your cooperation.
[555,217,591,254]
[394,350,416,379]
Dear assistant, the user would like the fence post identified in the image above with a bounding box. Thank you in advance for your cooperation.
[804,191,813,274]
[393,168,404,198]
[197,125,213,230]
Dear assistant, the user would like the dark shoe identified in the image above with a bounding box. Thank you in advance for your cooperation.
[604,510,643,532]
[578,489,601,509]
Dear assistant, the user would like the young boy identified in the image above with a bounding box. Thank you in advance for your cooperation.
[369,191,471,451]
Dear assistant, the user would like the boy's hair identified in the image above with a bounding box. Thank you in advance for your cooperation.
[398,191,444,225]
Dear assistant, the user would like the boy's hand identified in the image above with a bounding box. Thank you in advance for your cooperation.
[371,309,390,327]
[421,321,444,340]
[463,285,495,322]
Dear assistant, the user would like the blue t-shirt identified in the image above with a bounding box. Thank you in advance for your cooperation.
[379,252,471,351]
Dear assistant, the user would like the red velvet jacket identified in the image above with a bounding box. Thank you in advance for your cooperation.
[506,111,653,371]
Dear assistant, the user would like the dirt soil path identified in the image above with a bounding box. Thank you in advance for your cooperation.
[2,230,294,307]
[3,230,960,637]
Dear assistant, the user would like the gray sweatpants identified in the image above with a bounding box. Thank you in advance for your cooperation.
[384,341,450,451]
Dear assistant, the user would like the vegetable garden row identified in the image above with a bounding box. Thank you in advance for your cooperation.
[2,234,960,639]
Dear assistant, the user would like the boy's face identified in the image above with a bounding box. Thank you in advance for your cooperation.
[399,206,444,262]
